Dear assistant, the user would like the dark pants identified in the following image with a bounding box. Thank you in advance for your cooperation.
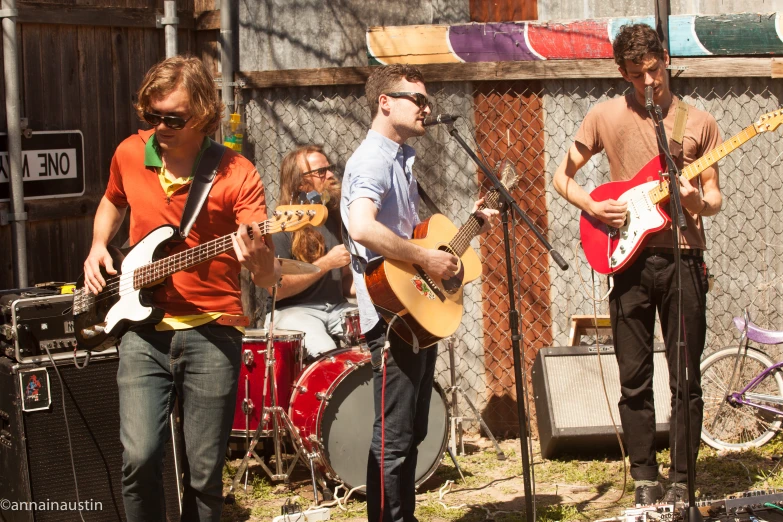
[365,322,438,522]
[118,323,242,522]
[609,251,708,483]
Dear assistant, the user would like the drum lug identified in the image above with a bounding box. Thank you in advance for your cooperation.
[328,356,336,363]
[344,360,355,369]
[242,398,254,414]
[315,392,329,401]
[298,385,307,394]
[242,349,254,366]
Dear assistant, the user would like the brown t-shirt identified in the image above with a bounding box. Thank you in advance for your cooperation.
[575,94,721,249]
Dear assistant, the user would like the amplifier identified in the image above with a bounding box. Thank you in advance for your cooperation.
[1,293,90,363]
[533,344,672,458]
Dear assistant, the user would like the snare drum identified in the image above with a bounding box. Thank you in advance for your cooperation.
[289,348,448,489]
[341,309,362,346]
[232,329,304,437]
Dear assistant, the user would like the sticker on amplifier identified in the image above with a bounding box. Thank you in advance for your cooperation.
[19,368,51,412]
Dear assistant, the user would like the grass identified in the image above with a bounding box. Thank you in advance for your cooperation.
[221,435,783,521]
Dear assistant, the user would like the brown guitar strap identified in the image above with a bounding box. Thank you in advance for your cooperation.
[669,98,690,169]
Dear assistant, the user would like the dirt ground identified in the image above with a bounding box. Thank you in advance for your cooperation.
[220,433,783,522]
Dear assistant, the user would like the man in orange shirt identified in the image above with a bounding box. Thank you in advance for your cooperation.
[82,56,280,522]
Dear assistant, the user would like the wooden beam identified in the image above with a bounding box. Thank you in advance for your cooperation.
[237,57,774,89]
[195,10,220,31]
[15,3,195,30]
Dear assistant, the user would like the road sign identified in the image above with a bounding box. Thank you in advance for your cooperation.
[0,131,85,201]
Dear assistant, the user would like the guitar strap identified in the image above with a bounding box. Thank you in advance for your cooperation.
[669,98,690,169]
[179,139,228,238]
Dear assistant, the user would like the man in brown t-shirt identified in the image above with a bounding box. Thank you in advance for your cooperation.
[553,24,722,505]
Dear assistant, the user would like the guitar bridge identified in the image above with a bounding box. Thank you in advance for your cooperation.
[411,265,445,302]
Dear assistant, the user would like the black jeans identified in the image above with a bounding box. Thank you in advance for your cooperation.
[365,322,438,522]
[609,250,708,483]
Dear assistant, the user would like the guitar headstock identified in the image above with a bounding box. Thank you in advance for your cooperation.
[272,205,328,232]
[754,109,783,133]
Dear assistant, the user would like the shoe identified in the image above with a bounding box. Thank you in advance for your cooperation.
[663,483,688,504]
[634,483,664,505]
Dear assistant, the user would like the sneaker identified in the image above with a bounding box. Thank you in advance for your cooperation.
[663,483,688,504]
[634,482,664,505]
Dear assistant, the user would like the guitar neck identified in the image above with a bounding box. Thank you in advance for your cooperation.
[133,223,265,288]
[649,122,758,204]
[448,189,503,256]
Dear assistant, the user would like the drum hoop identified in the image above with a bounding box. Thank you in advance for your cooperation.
[312,357,370,483]
[242,332,305,343]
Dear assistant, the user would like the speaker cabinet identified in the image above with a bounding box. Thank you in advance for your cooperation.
[533,345,672,459]
[0,353,181,521]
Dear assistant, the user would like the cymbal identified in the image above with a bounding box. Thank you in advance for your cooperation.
[279,258,321,275]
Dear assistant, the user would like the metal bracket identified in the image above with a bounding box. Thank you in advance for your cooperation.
[0,211,28,226]
[156,14,180,28]
[0,9,18,18]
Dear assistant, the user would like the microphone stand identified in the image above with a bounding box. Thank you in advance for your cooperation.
[647,94,701,522]
[445,123,569,522]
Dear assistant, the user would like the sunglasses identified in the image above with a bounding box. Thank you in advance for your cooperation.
[302,164,335,180]
[385,92,433,112]
[143,111,192,131]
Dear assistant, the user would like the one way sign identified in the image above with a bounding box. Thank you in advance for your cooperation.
[0,130,85,201]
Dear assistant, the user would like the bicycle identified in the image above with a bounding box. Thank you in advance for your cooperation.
[700,310,783,451]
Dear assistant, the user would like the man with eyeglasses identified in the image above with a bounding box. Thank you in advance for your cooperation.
[82,56,280,522]
[269,144,357,358]
[341,64,496,521]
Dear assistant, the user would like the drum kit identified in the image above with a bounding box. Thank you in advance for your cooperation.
[229,257,497,501]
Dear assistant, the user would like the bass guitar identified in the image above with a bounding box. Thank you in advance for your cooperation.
[364,169,517,347]
[580,109,783,275]
[72,205,326,350]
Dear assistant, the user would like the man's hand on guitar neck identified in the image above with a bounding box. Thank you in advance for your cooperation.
[232,222,282,288]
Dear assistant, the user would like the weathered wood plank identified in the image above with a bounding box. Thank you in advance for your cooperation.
[59,25,82,131]
[78,26,102,194]
[14,3,196,29]
[21,24,45,129]
[237,57,774,89]
[112,27,133,144]
[367,14,783,65]
[41,25,65,130]
[470,0,537,22]
[95,28,117,182]
[195,9,218,31]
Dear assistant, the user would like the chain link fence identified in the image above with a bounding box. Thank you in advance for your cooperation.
[241,76,783,438]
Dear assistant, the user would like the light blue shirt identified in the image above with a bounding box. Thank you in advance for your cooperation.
[340,130,421,333]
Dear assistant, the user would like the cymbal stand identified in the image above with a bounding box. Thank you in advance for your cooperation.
[444,336,506,461]
[230,285,309,494]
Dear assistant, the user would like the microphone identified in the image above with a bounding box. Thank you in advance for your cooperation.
[644,86,654,111]
[423,114,459,127]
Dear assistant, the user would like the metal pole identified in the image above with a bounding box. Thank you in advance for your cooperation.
[163,1,178,58]
[2,0,27,288]
[220,0,234,124]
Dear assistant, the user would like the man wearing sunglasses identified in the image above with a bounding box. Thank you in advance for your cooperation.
[82,56,280,522]
[341,64,497,522]
[269,144,357,358]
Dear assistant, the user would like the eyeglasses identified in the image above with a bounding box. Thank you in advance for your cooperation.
[143,111,192,131]
[302,164,335,180]
[385,92,433,112]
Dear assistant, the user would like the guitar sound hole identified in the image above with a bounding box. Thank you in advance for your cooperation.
[437,245,464,295]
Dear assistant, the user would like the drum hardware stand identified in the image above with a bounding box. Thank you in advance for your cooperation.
[444,336,506,462]
[230,285,310,496]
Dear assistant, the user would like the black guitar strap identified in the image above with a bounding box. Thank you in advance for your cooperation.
[179,139,228,238]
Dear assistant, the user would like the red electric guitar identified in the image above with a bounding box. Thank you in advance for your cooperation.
[580,109,783,275]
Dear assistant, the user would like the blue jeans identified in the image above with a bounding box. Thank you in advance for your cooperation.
[365,322,438,522]
[268,301,358,357]
[117,323,242,522]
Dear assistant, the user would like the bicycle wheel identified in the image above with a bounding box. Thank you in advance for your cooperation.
[701,347,783,451]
